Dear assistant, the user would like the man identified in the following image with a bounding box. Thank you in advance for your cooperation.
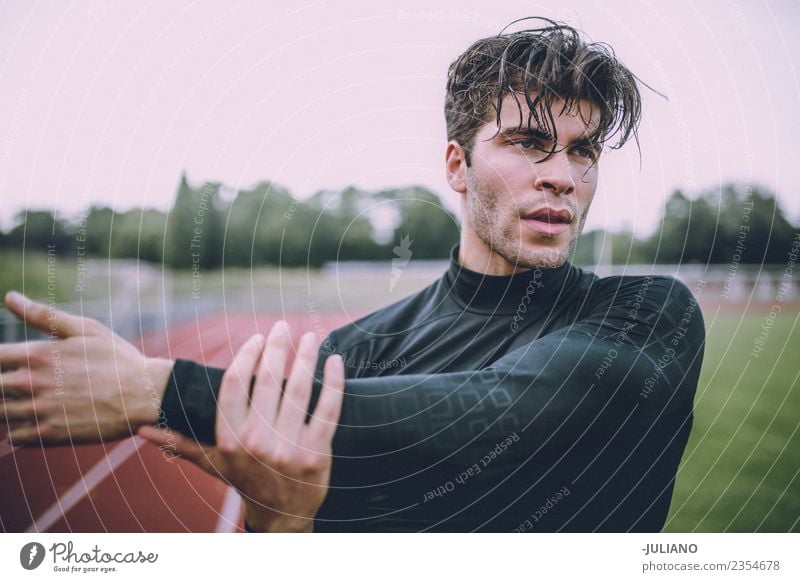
[1,19,704,532]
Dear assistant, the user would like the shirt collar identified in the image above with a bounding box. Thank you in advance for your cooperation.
[443,243,574,315]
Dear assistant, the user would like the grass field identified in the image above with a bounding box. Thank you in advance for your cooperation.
[0,250,75,304]
[665,311,800,532]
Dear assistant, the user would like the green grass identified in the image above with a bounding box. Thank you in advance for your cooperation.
[665,311,800,532]
[0,249,75,303]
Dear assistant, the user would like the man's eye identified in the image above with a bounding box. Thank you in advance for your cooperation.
[515,139,544,150]
[574,146,598,160]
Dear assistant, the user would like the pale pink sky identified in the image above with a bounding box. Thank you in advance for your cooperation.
[0,0,797,236]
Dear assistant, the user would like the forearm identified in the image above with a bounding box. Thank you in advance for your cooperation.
[331,331,695,473]
[159,331,699,470]
[157,280,704,470]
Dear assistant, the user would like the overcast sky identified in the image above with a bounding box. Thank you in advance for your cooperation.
[0,0,797,236]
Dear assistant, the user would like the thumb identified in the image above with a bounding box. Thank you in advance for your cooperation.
[137,425,214,471]
[4,291,92,338]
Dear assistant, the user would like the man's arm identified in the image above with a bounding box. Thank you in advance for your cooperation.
[162,277,705,474]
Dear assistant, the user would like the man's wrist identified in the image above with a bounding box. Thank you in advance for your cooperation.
[136,357,174,426]
[157,359,224,444]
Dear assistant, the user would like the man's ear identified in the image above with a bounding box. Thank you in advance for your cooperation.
[445,141,468,194]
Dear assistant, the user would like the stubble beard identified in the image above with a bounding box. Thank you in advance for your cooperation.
[466,178,589,271]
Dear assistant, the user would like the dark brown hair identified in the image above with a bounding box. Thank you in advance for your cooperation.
[445,17,643,165]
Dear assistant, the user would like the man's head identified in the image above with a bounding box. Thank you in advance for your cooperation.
[444,18,643,274]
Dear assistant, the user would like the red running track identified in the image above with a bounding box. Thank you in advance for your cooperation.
[0,311,357,532]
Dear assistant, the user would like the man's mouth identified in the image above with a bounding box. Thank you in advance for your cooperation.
[520,208,574,236]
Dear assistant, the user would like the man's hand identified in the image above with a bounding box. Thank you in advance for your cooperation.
[0,291,173,444]
[138,321,345,532]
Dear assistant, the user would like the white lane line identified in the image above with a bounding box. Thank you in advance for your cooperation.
[25,437,145,533]
[215,487,242,533]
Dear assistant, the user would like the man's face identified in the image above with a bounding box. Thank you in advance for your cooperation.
[449,94,601,273]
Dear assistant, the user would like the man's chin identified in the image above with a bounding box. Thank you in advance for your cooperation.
[504,244,570,271]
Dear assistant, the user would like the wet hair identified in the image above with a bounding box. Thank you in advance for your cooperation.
[445,17,644,165]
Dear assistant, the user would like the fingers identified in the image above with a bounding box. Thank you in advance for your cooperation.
[0,341,43,370]
[0,399,37,423]
[137,426,213,472]
[248,321,290,429]
[7,424,43,445]
[137,425,175,448]
[217,334,265,449]
[273,332,319,443]
[0,369,38,399]
[307,354,345,444]
[4,291,95,338]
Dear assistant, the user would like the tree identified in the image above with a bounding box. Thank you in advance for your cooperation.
[82,206,114,256]
[7,210,72,255]
[167,174,224,269]
[383,187,460,260]
[644,184,797,265]
[221,182,288,267]
[108,208,167,263]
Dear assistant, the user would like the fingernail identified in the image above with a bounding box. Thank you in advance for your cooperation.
[330,354,344,373]
[274,320,289,336]
[302,331,318,347]
[6,291,22,305]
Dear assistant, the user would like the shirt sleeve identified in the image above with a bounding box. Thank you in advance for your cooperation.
[160,358,224,445]
[328,276,704,470]
[160,275,704,460]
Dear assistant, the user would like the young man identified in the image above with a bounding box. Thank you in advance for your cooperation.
[1,19,705,532]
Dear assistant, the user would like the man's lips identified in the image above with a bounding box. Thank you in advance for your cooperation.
[520,207,574,236]
[521,207,574,223]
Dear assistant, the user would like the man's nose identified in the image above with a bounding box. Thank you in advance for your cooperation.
[533,151,576,196]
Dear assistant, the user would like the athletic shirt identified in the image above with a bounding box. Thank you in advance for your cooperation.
[162,243,705,532]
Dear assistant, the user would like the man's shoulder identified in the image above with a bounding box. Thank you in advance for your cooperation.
[587,272,705,339]
[590,272,698,307]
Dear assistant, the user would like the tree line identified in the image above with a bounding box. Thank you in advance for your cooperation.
[571,184,798,266]
[1,175,461,269]
[2,176,796,268]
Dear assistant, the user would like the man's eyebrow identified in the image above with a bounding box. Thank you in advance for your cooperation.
[571,135,602,150]
[497,126,553,141]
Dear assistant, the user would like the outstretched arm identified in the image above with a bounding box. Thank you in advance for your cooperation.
[166,277,705,471]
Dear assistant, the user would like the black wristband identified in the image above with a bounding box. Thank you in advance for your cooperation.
[159,359,224,445]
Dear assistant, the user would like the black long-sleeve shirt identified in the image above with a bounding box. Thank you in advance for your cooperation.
[162,243,705,532]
